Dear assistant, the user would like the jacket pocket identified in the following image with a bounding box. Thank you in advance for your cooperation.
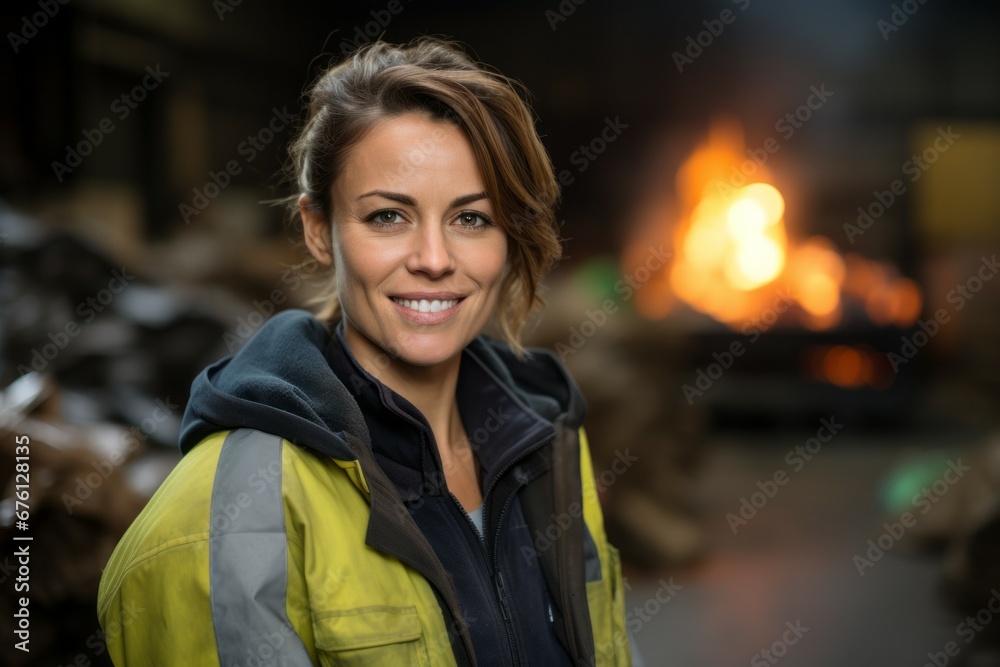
[313,605,426,667]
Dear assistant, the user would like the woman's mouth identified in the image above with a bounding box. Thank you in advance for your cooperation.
[391,297,460,313]
[389,296,465,323]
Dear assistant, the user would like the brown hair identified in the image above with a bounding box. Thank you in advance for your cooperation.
[286,36,562,358]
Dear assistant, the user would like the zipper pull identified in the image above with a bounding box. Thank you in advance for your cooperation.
[494,571,510,621]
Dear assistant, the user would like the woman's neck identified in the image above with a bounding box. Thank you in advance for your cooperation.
[343,323,467,455]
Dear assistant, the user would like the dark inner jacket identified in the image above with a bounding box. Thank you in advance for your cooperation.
[179,310,598,666]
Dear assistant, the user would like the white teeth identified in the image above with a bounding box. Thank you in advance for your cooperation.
[392,297,459,313]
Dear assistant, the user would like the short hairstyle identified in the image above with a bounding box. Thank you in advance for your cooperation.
[285,36,563,358]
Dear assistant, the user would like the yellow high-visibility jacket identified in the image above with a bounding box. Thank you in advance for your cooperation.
[97,310,631,666]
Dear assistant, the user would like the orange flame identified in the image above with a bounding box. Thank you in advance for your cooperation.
[629,118,922,342]
[650,121,791,324]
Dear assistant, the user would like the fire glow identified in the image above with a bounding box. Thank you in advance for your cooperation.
[630,120,922,335]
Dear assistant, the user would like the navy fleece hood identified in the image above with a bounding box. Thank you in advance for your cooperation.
[179,309,586,459]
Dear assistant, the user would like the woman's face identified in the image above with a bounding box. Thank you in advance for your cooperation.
[302,112,508,371]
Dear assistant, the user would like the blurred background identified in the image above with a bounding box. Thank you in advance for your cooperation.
[2,0,1000,664]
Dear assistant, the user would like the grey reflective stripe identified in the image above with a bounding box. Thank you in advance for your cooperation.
[582,522,602,582]
[210,429,312,666]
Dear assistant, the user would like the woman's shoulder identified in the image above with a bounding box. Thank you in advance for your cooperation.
[101,428,342,577]
[115,431,232,553]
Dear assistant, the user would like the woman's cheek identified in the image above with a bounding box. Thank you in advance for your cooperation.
[468,231,506,276]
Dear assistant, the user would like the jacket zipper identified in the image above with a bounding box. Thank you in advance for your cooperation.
[493,425,583,664]
[449,427,551,667]
[448,489,522,667]
[490,482,525,665]
[393,410,478,666]
[383,387,556,666]
[480,430,554,664]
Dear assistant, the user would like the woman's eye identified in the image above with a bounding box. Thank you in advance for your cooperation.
[457,212,491,228]
[368,210,402,226]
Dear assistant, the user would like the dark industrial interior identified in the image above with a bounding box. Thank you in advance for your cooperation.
[2,1,1000,665]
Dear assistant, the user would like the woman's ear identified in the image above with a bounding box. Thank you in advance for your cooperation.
[299,193,334,266]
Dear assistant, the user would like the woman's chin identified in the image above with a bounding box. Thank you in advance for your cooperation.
[390,333,467,368]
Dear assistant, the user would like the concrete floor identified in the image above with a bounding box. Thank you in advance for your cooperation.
[623,432,1000,667]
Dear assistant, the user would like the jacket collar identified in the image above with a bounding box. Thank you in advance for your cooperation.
[325,318,558,501]
[180,309,588,495]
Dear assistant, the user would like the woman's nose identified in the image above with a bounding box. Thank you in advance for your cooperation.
[406,222,456,277]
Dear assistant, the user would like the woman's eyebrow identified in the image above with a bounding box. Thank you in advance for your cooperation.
[356,190,489,208]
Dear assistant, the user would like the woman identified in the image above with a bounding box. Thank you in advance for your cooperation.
[97,36,631,666]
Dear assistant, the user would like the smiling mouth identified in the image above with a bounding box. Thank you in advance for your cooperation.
[390,297,463,313]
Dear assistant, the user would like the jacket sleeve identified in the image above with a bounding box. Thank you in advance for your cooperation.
[97,432,225,665]
[578,425,633,667]
[96,430,317,666]
[97,533,222,664]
